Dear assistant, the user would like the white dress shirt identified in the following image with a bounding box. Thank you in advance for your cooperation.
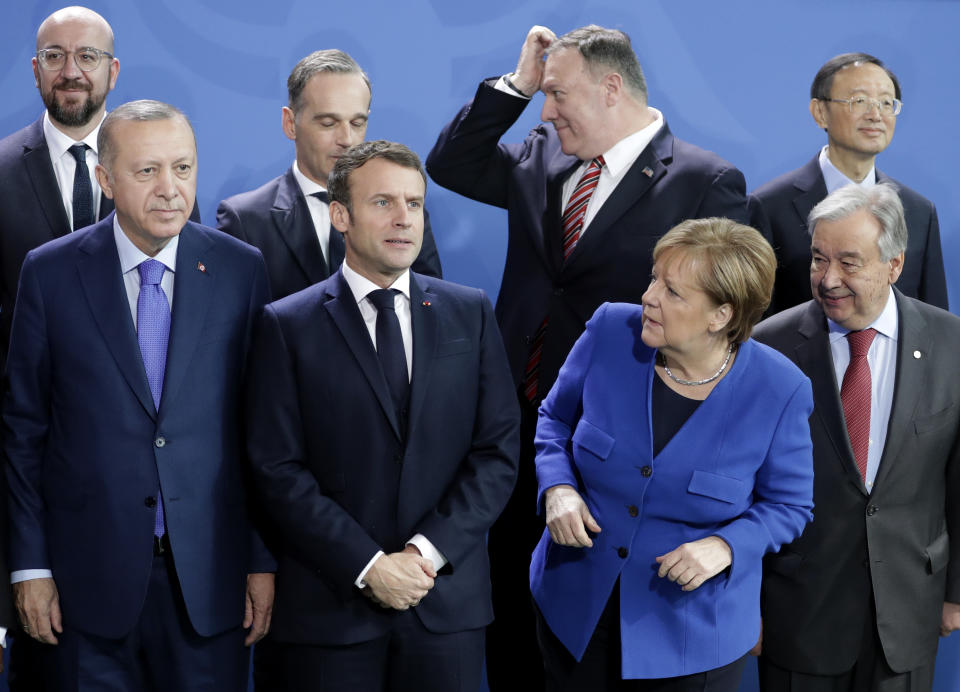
[819,144,877,193]
[43,110,105,229]
[340,261,447,586]
[11,220,178,587]
[495,74,664,235]
[827,289,898,492]
[291,160,334,266]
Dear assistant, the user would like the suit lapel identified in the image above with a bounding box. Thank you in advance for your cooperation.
[159,225,215,415]
[22,119,71,239]
[76,219,156,418]
[790,156,828,233]
[541,150,582,273]
[794,302,868,494]
[871,291,928,491]
[323,272,402,439]
[407,276,438,437]
[563,124,670,270]
[272,168,329,284]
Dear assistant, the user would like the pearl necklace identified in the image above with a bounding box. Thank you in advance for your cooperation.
[658,343,735,386]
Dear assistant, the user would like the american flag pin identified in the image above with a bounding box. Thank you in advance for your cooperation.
[197,261,206,273]
[422,300,431,307]
[642,166,654,178]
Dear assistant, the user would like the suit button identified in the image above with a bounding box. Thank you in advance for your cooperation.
[628,505,639,517]
[617,547,628,559]
[866,505,878,516]
[144,496,157,508]
[640,465,652,477]
[154,436,166,448]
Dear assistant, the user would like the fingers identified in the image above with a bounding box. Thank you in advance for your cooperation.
[513,25,557,95]
[545,486,600,548]
[581,506,602,535]
[656,538,733,591]
[15,579,60,645]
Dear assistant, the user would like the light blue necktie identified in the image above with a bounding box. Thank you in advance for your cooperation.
[137,259,170,537]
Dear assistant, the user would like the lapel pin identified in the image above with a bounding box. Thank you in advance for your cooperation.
[197,261,206,273]
[913,350,922,359]
[422,300,431,307]
[642,166,654,178]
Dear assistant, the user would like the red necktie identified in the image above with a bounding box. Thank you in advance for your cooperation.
[840,328,877,480]
[522,157,606,403]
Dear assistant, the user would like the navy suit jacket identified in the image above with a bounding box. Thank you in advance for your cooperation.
[216,167,443,301]
[754,292,960,674]
[3,216,273,639]
[749,154,948,314]
[245,270,520,645]
[532,303,813,678]
[426,81,749,397]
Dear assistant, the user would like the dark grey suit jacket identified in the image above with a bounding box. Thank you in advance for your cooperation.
[216,167,442,301]
[750,154,948,315]
[753,291,960,674]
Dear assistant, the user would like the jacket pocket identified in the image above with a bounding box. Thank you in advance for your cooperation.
[571,419,615,461]
[436,338,472,358]
[687,469,746,504]
[925,531,950,574]
[914,404,956,435]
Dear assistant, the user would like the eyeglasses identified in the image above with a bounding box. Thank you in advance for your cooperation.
[36,47,113,72]
[820,96,902,117]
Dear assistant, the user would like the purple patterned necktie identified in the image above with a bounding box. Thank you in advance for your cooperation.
[138,259,170,537]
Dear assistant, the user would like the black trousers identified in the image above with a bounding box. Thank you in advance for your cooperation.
[46,551,248,692]
[757,593,935,692]
[536,581,747,692]
[485,394,546,692]
[278,609,484,692]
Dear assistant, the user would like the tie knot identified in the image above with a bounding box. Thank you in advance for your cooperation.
[310,190,329,204]
[368,288,398,311]
[138,259,166,286]
[68,143,89,163]
[592,155,605,170]
[846,328,877,357]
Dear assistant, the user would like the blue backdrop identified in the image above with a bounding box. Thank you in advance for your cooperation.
[2,1,958,690]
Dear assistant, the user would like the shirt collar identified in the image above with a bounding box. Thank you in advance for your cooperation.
[292,159,326,197]
[112,215,179,275]
[827,287,898,342]
[341,260,410,304]
[599,107,664,177]
[818,145,876,194]
[43,109,105,160]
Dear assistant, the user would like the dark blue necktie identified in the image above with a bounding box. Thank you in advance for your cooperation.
[137,259,170,537]
[368,288,409,414]
[68,143,94,231]
[310,190,345,274]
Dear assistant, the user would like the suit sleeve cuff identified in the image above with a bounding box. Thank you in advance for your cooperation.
[11,569,53,584]
[354,551,384,589]
[407,534,448,571]
[494,75,532,100]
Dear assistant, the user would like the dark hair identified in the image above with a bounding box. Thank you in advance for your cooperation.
[547,24,647,100]
[810,52,901,101]
[98,99,194,171]
[327,140,426,213]
[287,49,371,113]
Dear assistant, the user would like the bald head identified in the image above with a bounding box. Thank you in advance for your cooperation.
[33,6,118,137]
[37,6,114,53]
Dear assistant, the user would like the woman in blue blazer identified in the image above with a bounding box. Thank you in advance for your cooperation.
[531,218,815,691]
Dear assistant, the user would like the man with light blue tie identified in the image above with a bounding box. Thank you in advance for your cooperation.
[3,99,274,690]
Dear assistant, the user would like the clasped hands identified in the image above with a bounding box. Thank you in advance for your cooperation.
[362,545,437,611]
[544,484,732,591]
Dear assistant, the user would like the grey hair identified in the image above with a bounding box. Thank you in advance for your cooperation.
[287,49,371,113]
[547,25,647,100]
[98,99,195,171]
[807,182,907,261]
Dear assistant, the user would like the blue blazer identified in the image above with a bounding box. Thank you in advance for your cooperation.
[3,216,273,639]
[531,302,814,678]
[244,271,520,645]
